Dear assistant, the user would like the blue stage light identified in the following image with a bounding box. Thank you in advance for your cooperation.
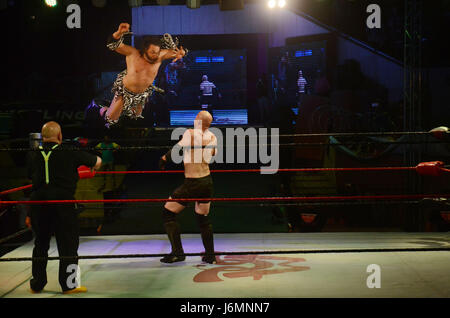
[195,56,225,63]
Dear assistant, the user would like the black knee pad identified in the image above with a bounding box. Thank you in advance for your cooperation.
[195,213,210,228]
[162,208,177,223]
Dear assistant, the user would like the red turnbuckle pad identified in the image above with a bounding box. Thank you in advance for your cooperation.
[416,161,445,177]
[78,166,96,179]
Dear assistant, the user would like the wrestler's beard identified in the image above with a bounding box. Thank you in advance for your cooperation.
[144,53,158,64]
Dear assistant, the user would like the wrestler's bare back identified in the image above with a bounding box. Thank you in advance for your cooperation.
[182,128,217,179]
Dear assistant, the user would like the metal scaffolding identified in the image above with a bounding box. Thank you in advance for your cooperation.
[403,0,424,230]
[403,0,423,135]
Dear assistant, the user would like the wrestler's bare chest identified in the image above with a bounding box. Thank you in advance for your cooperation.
[123,55,160,93]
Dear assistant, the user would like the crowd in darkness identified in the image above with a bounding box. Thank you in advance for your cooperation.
[254,61,331,131]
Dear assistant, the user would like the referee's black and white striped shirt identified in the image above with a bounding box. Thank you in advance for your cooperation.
[297,76,307,94]
[200,81,216,96]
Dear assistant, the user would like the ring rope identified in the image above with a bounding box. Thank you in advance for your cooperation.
[1,140,448,152]
[1,247,449,263]
[0,185,33,197]
[0,228,31,245]
[94,167,417,175]
[2,165,447,197]
[0,167,423,182]
[68,200,424,209]
[272,131,448,138]
[0,166,424,197]
[14,130,450,141]
[2,194,450,205]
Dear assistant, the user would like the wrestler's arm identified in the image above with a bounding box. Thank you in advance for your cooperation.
[162,129,191,160]
[212,84,222,99]
[113,39,138,56]
[160,47,186,62]
[107,23,138,56]
[160,130,191,169]
[94,156,103,170]
[199,84,203,99]
[160,49,176,61]
[210,134,217,157]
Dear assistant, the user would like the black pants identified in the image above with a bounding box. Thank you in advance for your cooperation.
[200,95,214,114]
[30,187,80,292]
[171,175,214,206]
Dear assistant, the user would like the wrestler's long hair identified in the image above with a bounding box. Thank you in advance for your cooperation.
[139,36,162,56]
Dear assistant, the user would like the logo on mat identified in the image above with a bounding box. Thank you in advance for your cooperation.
[193,254,310,283]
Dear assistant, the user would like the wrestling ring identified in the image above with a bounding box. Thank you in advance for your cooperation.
[0,129,449,298]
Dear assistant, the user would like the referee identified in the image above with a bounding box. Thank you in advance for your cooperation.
[27,121,101,294]
[199,75,220,114]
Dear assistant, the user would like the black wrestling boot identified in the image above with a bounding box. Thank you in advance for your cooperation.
[202,254,217,264]
[197,215,217,264]
[161,253,186,263]
[161,221,185,263]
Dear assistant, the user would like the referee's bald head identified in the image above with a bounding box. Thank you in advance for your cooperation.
[41,121,62,144]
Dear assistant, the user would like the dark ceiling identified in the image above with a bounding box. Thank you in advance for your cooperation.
[2,0,449,67]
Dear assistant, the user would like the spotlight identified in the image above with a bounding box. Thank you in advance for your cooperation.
[45,0,57,7]
[268,0,287,9]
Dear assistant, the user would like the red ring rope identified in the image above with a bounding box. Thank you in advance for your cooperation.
[1,194,450,205]
[0,184,33,197]
[95,167,416,175]
[1,164,447,197]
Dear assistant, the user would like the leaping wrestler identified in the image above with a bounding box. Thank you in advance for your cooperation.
[87,23,187,128]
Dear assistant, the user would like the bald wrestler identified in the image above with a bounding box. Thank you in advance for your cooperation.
[89,23,187,128]
[159,111,218,264]
[27,122,101,294]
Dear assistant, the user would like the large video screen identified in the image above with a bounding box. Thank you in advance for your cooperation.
[156,49,247,108]
[269,40,327,106]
